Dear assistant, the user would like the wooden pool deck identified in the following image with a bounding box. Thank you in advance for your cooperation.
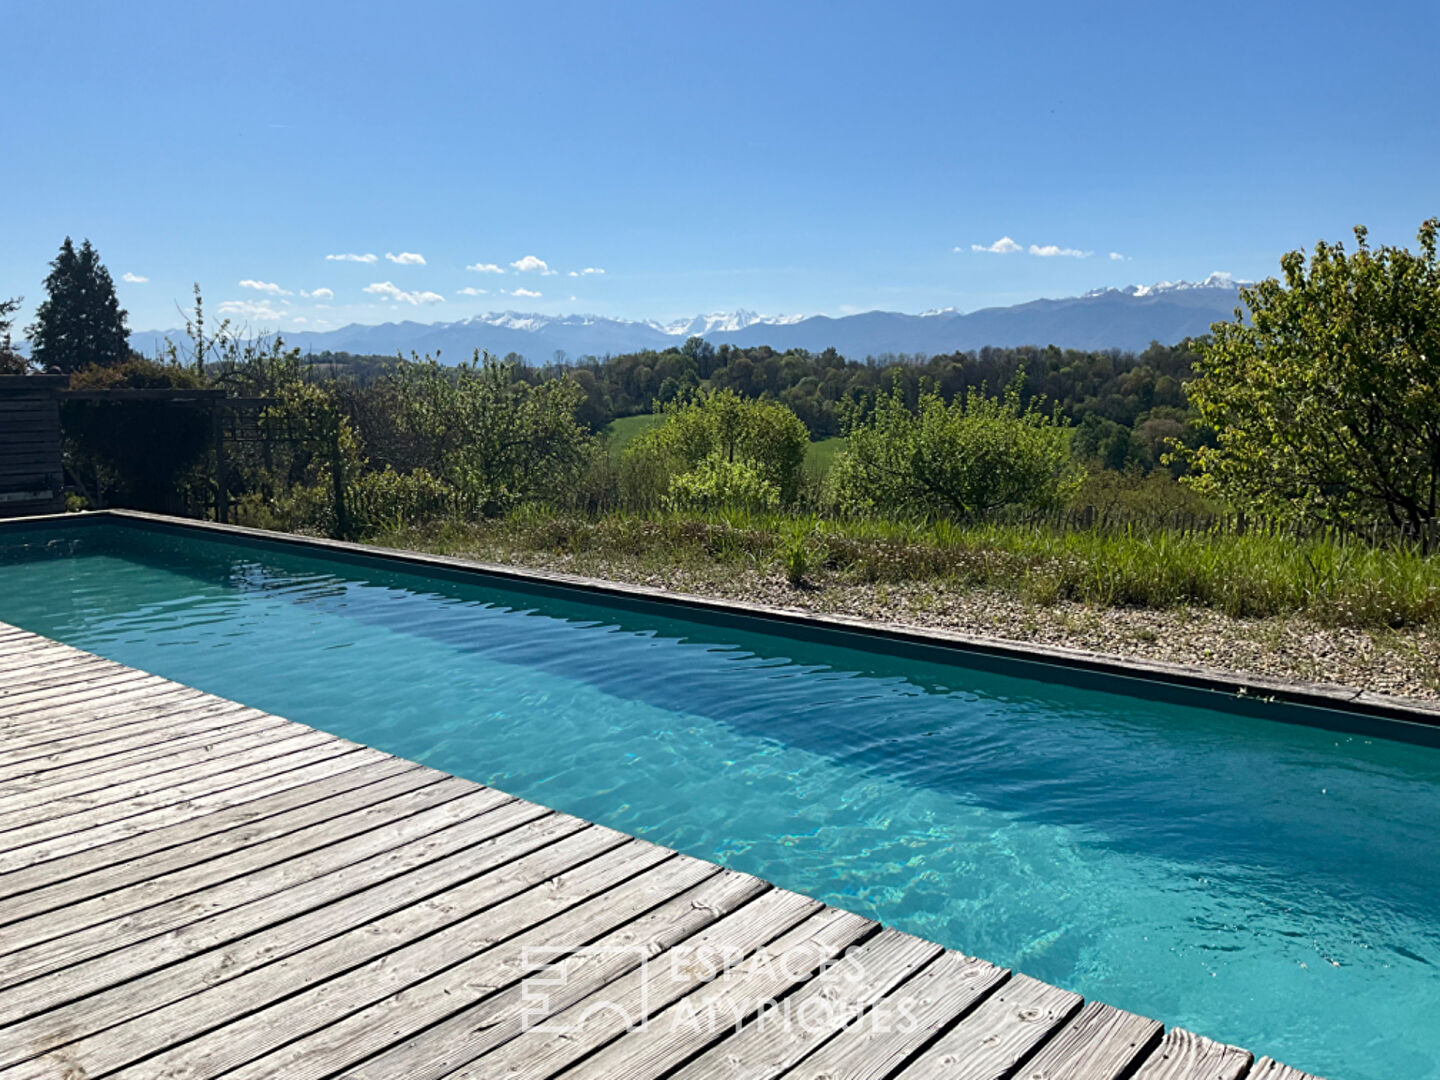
[0,622,1318,1080]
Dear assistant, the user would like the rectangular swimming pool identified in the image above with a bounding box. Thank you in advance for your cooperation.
[2,516,1437,1079]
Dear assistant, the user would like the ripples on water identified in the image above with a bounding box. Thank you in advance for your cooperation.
[2,524,1438,1079]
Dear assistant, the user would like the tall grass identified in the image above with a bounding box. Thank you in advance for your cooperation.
[374,508,1440,629]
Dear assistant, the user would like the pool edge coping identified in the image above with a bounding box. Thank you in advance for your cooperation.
[5,507,1438,734]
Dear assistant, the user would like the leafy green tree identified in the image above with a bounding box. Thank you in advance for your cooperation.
[28,238,131,372]
[623,387,809,506]
[0,296,26,374]
[387,353,596,516]
[829,381,1076,518]
[1176,219,1440,527]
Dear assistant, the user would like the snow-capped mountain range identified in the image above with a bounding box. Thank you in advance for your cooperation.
[129,277,1246,361]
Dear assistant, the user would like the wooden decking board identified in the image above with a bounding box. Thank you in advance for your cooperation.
[0,697,269,772]
[0,755,415,900]
[0,770,471,956]
[1131,1028,1252,1080]
[0,764,439,928]
[898,972,1084,1080]
[672,928,943,1080]
[1018,999,1165,1080]
[1249,1057,1322,1080]
[0,734,358,854]
[0,814,599,1074]
[779,949,1010,1080]
[0,622,1322,1080]
[132,846,706,1080]
[550,906,876,1080]
[0,710,289,792]
[0,786,523,1019]
[6,824,632,1080]
[0,716,313,814]
[430,886,820,1080]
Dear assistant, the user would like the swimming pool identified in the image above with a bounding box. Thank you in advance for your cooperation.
[2,518,1437,1079]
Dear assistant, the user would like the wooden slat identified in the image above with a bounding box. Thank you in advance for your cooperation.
[0,745,385,873]
[782,950,1009,1080]
[0,812,597,1074]
[899,973,1083,1080]
[547,906,874,1080]
[0,769,456,954]
[673,928,942,1079]
[1017,1000,1164,1080]
[0,694,259,767]
[0,785,519,1016]
[1130,1028,1252,1080]
[127,845,704,1080]
[0,762,432,926]
[437,887,821,1080]
[1248,1057,1325,1080]
[0,753,410,900]
[226,866,772,1080]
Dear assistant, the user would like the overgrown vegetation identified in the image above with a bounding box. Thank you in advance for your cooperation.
[9,223,1438,634]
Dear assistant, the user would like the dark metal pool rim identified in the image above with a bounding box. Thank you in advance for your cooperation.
[5,508,1439,745]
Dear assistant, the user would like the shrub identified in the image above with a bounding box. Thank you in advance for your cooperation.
[828,382,1078,519]
[667,453,780,513]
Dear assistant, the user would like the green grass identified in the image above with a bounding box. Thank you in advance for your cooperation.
[804,436,846,475]
[601,414,665,457]
[375,508,1440,629]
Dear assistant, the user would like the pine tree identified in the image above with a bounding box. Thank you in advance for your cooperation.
[27,237,131,372]
[0,296,26,374]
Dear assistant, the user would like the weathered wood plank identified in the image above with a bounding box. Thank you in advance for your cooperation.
[0,762,433,926]
[234,866,773,1080]
[1130,1027,1252,1080]
[0,729,350,846]
[0,769,460,954]
[1017,1000,1163,1080]
[673,928,942,1080]
[898,973,1083,1080]
[782,950,1009,1080]
[130,844,704,1080]
[0,784,516,1012]
[0,812,597,1074]
[0,745,385,873]
[549,906,874,1080]
[0,716,303,812]
[0,752,409,897]
[1248,1057,1325,1080]
[0,695,261,767]
[0,708,283,788]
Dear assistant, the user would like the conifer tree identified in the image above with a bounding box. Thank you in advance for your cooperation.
[27,237,131,372]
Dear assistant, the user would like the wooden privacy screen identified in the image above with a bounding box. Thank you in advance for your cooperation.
[0,376,65,518]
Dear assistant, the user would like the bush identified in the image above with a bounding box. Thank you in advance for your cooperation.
[828,382,1078,519]
[622,388,809,508]
[667,453,780,513]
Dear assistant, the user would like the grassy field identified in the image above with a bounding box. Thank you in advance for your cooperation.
[603,415,846,473]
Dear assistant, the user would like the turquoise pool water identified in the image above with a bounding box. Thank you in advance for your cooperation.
[2,524,1437,1079]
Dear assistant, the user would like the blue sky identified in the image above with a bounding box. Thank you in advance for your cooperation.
[4,0,1437,334]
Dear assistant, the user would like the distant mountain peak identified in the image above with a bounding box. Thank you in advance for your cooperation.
[128,282,1245,362]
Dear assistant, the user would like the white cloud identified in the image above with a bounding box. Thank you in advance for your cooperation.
[301,287,335,300]
[567,267,605,277]
[239,279,291,295]
[466,262,504,273]
[1028,244,1091,258]
[968,237,1022,254]
[325,253,378,263]
[385,251,426,265]
[1108,252,1127,261]
[121,272,148,284]
[363,281,446,305]
[505,287,542,298]
[291,317,308,324]
[509,255,552,274]
[217,299,284,321]
[457,286,489,296]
